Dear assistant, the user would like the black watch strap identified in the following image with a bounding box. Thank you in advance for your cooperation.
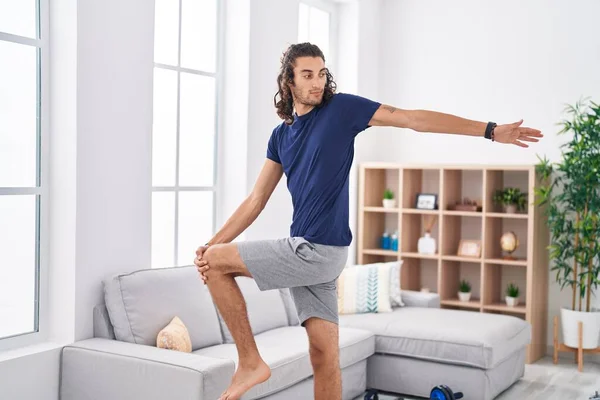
[485,122,497,141]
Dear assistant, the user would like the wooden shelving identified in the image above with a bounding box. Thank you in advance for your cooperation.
[357,163,549,364]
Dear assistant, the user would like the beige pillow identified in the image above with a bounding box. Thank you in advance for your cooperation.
[156,316,192,352]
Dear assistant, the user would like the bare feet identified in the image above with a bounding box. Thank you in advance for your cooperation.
[219,360,271,400]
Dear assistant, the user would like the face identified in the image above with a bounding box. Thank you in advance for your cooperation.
[289,56,327,106]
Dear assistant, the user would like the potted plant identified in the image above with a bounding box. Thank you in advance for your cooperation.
[458,279,471,302]
[535,98,600,350]
[493,187,527,213]
[382,189,396,208]
[505,283,520,307]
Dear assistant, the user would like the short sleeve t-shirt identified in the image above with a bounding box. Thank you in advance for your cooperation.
[266,92,381,246]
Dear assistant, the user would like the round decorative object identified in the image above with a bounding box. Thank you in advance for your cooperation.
[500,231,519,259]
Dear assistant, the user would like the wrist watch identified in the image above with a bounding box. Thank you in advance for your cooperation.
[485,122,497,141]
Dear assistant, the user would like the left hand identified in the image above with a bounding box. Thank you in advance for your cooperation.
[493,120,543,148]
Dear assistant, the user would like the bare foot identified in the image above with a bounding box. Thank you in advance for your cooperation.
[219,360,271,400]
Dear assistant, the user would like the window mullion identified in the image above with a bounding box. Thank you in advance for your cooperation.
[173,0,183,266]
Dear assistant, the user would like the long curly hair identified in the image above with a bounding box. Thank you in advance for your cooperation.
[273,43,337,125]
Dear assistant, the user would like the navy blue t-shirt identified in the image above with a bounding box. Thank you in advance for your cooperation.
[266,92,381,246]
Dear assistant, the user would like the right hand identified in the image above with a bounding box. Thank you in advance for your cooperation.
[194,245,210,283]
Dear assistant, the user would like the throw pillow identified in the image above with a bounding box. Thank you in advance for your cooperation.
[337,262,393,314]
[156,316,192,353]
[389,261,404,307]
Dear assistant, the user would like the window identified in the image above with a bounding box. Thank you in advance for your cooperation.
[298,1,337,72]
[152,0,220,268]
[0,0,48,345]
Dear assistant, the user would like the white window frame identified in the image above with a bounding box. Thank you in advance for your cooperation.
[298,0,339,75]
[0,0,50,352]
[152,0,222,267]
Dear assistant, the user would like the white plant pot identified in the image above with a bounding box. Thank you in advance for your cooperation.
[505,296,519,307]
[382,199,396,208]
[560,307,600,349]
[458,292,471,302]
[504,204,518,214]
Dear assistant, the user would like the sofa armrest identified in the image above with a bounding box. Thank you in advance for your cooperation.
[60,338,234,400]
[402,290,440,308]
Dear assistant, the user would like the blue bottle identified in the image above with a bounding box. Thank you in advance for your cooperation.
[391,231,399,251]
[381,232,390,249]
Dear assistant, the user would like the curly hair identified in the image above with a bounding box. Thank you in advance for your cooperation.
[273,43,337,125]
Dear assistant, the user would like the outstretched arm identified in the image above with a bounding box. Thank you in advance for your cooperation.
[368,105,543,148]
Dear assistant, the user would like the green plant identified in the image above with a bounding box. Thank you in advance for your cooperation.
[459,279,471,293]
[493,187,527,211]
[506,283,520,298]
[383,189,394,200]
[535,98,600,312]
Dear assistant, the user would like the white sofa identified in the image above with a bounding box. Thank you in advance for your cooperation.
[59,265,531,400]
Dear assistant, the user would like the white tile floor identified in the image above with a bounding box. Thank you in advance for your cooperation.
[354,357,600,400]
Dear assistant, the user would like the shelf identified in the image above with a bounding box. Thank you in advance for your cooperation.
[483,302,526,314]
[441,299,482,309]
[486,212,529,219]
[401,252,439,260]
[362,249,399,257]
[443,210,482,217]
[358,163,548,364]
[364,206,400,213]
[485,258,528,267]
[402,208,439,215]
[442,255,482,263]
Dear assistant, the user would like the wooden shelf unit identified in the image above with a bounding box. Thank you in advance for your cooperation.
[357,163,549,364]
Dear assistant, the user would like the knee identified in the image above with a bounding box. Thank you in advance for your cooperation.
[202,246,226,276]
[309,345,338,369]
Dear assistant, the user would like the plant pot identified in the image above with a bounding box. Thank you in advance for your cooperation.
[505,296,519,307]
[382,199,396,208]
[458,292,471,302]
[560,307,600,349]
[503,204,518,214]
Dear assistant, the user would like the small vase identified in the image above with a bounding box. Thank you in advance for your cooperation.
[504,204,518,214]
[382,199,396,208]
[418,232,436,255]
[458,292,471,302]
[505,296,519,307]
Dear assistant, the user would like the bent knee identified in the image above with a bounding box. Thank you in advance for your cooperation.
[202,244,247,276]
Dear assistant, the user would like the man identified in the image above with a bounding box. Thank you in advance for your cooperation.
[194,43,542,400]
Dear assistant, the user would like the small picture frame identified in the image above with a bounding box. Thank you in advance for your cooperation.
[457,240,482,258]
[415,193,438,210]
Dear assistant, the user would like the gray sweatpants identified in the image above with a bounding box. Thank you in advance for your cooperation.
[236,237,348,326]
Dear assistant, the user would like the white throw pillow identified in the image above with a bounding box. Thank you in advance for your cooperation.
[337,262,394,314]
[389,261,404,307]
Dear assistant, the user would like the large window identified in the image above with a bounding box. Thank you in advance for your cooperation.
[152,0,220,269]
[298,1,337,72]
[0,0,48,345]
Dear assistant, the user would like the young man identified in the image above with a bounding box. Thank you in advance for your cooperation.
[194,43,543,400]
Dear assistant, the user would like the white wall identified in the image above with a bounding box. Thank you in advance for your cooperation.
[375,0,600,354]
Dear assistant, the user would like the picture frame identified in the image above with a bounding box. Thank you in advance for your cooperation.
[457,239,482,258]
[415,193,438,210]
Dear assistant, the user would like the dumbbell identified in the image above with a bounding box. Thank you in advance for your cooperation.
[430,385,463,400]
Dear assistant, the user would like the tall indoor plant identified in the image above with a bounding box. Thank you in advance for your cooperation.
[535,99,600,349]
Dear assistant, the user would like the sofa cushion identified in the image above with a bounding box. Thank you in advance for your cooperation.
[194,326,375,399]
[103,266,223,350]
[339,307,530,369]
[216,277,290,343]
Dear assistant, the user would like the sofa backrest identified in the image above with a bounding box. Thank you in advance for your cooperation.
[100,266,299,350]
[103,266,225,350]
